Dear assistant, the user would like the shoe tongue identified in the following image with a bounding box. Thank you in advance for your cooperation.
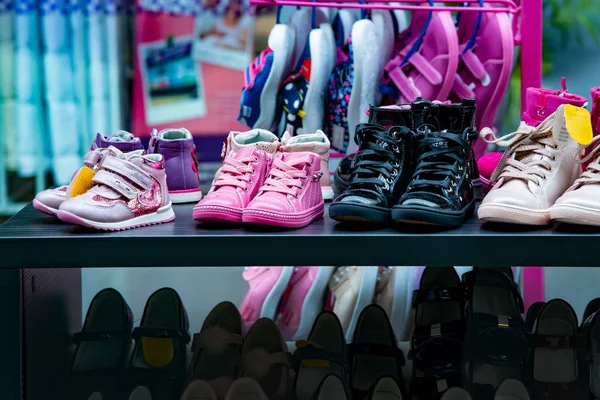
[231,130,278,154]
[524,86,587,127]
[232,145,258,159]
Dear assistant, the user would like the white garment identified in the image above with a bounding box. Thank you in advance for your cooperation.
[43,52,76,102]
[47,101,80,184]
[15,5,49,177]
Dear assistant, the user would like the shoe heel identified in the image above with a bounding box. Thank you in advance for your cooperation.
[473,177,484,202]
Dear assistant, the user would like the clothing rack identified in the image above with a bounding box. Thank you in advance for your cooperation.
[248,0,543,116]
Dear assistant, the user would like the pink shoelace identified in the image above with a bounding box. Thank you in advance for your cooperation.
[260,156,314,197]
[213,154,258,191]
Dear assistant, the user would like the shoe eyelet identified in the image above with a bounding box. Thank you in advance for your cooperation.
[391,170,398,176]
[252,169,256,173]
[244,187,249,192]
[253,157,259,163]
[386,177,394,184]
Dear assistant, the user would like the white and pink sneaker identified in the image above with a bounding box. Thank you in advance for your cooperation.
[239,267,295,329]
[57,148,174,230]
[276,266,335,340]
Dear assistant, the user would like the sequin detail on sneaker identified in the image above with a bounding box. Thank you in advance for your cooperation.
[129,182,162,217]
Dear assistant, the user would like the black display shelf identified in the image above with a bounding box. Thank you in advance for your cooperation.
[0,203,598,267]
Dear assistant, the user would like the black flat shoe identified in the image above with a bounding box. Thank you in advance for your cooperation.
[583,298,600,326]
[532,299,588,400]
[409,267,465,400]
[525,302,545,333]
[462,269,528,400]
[293,311,347,400]
[582,309,600,399]
[128,287,191,400]
[71,288,134,400]
[349,305,407,400]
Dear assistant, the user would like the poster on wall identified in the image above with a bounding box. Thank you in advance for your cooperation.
[138,36,207,125]
[193,0,254,70]
[132,0,251,144]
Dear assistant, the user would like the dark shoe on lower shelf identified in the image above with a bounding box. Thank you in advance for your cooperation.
[409,267,465,400]
[72,288,134,400]
[494,378,530,400]
[532,299,588,400]
[440,387,471,400]
[349,304,407,400]
[314,374,349,400]
[129,287,191,400]
[582,309,600,399]
[583,298,600,326]
[293,311,347,400]
[239,318,291,400]
[462,269,528,400]
[525,302,545,333]
[188,301,244,399]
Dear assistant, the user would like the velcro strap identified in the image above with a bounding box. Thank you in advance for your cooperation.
[388,67,421,102]
[72,330,129,344]
[412,288,464,308]
[191,330,243,352]
[413,320,464,338]
[83,150,102,167]
[293,345,347,369]
[451,74,476,99]
[474,313,525,329]
[132,327,191,343]
[408,52,442,85]
[533,334,585,349]
[100,156,153,190]
[92,170,137,199]
[461,49,486,80]
[349,343,405,365]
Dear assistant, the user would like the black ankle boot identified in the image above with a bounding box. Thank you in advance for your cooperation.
[391,126,479,228]
[329,123,417,224]
[332,98,477,197]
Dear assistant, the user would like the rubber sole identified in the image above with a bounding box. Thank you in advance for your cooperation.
[193,206,243,224]
[392,199,475,228]
[242,203,324,228]
[57,203,175,231]
[478,203,551,225]
[169,189,203,204]
[550,204,600,227]
[33,199,59,216]
[329,202,390,224]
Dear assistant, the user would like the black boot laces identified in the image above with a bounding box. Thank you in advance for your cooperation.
[349,123,411,191]
[406,127,475,198]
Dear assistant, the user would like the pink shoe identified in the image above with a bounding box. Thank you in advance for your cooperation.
[450,5,514,159]
[382,9,459,104]
[281,130,333,201]
[243,151,325,228]
[193,130,279,223]
[276,266,335,340]
[33,131,143,216]
[57,148,174,230]
[239,266,295,328]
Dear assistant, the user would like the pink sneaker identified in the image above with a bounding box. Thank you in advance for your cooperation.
[243,151,325,228]
[57,148,174,230]
[281,130,333,201]
[450,5,514,159]
[382,10,459,104]
[276,266,335,340]
[239,266,295,328]
[193,130,279,223]
[33,131,143,216]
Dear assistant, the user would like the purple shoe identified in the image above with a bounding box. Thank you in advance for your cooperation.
[33,131,143,216]
[149,128,203,203]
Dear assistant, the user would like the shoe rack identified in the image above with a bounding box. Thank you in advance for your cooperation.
[0,201,594,400]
